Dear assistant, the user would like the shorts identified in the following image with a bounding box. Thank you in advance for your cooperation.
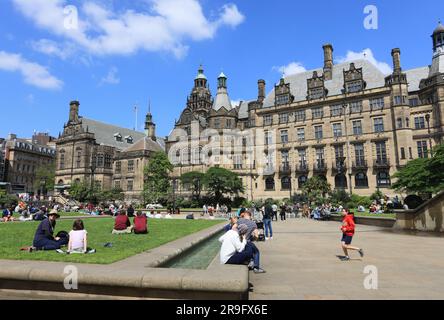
[341,234,353,245]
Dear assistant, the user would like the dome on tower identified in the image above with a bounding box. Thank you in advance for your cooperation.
[433,22,444,35]
[195,65,207,80]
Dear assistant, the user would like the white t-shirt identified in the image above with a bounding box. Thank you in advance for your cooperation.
[219,230,247,264]
[69,230,87,251]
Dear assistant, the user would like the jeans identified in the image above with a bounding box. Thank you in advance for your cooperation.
[280,212,286,221]
[226,243,253,265]
[33,237,68,251]
[263,219,273,238]
[246,241,260,269]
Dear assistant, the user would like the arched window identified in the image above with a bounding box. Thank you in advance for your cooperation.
[355,172,368,188]
[59,154,65,170]
[298,175,307,189]
[265,177,275,191]
[335,174,347,189]
[57,180,64,185]
[281,176,291,190]
[377,171,391,187]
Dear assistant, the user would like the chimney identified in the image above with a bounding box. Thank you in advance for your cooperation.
[145,113,156,141]
[69,100,80,124]
[323,44,334,80]
[258,79,266,103]
[391,48,402,73]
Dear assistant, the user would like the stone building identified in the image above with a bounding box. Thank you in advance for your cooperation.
[166,24,444,200]
[55,101,164,202]
[1,133,56,194]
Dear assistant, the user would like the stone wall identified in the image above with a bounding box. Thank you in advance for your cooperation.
[394,191,444,232]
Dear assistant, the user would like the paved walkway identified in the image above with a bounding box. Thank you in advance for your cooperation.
[250,218,444,300]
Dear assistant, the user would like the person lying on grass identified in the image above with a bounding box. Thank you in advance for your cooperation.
[112,210,134,234]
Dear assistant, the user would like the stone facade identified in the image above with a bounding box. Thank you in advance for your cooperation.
[1,133,56,194]
[166,25,444,201]
[55,101,164,202]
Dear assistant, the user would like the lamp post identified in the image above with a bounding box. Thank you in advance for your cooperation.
[172,178,177,214]
[425,113,433,157]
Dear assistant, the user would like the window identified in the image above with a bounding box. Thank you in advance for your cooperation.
[409,98,419,107]
[263,115,273,126]
[332,123,343,138]
[414,117,425,129]
[295,110,306,122]
[355,173,369,188]
[125,136,133,144]
[297,128,305,141]
[370,97,385,110]
[97,154,104,167]
[114,180,121,189]
[315,148,325,168]
[265,177,275,191]
[298,175,307,188]
[400,147,406,160]
[128,160,135,173]
[417,141,428,158]
[115,161,121,174]
[355,143,365,166]
[405,117,410,128]
[265,131,273,145]
[409,147,413,159]
[350,101,363,113]
[298,149,307,168]
[375,141,387,164]
[76,152,82,168]
[279,113,289,124]
[214,118,220,129]
[276,94,290,106]
[314,125,323,140]
[330,105,343,117]
[233,155,243,170]
[312,107,324,119]
[226,119,233,128]
[59,154,65,170]
[377,172,391,187]
[373,118,384,133]
[280,130,289,144]
[248,118,256,128]
[105,154,112,169]
[352,120,362,135]
[334,145,344,162]
[346,81,363,93]
[281,150,290,165]
[127,180,134,192]
[394,96,407,105]
[309,87,325,100]
[114,134,122,142]
[281,177,291,190]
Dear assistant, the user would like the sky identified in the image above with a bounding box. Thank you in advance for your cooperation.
[0,0,443,140]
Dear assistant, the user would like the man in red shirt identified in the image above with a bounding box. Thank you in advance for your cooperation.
[133,211,148,234]
[340,209,364,261]
[112,210,134,234]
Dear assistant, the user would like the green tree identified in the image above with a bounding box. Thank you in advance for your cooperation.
[301,176,331,204]
[202,167,244,205]
[33,164,55,194]
[69,181,100,204]
[143,152,173,204]
[180,171,205,200]
[98,187,125,203]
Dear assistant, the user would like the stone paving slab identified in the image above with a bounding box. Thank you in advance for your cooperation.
[249,218,444,300]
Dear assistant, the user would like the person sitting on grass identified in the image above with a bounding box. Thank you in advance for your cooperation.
[112,210,134,234]
[219,223,253,266]
[31,210,68,251]
[2,206,15,222]
[63,219,95,254]
[133,211,148,234]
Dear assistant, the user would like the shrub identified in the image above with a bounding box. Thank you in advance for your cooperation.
[330,189,351,206]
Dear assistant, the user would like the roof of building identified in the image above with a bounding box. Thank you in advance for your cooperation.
[80,117,164,151]
[433,22,444,34]
[122,136,163,153]
[262,59,388,108]
[212,87,233,111]
[405,66,430,91]
[238,100,254,119]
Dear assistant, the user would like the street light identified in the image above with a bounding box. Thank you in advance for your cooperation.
[425,113,433,157]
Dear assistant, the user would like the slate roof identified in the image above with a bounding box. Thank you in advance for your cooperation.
[405,66,430,91]
[238,100,254,119]
[122,137,163,153]
[80,117,164,151]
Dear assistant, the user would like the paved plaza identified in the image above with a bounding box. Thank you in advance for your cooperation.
[250,218,444,300]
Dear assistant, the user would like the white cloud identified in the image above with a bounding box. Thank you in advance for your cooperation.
[273,62,307,77]
[336,48,392,75]
[231,100,241,108]
[31,39,74,60]
[12,0,245,59]
[100,67,120,85]
[0,51,63,90]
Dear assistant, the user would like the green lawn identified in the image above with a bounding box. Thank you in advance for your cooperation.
[0,218,221,264]
[340,209,396,219]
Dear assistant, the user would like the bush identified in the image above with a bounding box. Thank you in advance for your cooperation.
[347,194,372,209]
[0,194,18,208]
[370,188,384,201]
[330,189,351,206]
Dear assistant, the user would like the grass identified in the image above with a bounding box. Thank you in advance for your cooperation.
[335,208,396,219]
[0,218,222,264]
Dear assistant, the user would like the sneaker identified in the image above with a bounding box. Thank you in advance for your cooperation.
[247,261,255,270]
[55,249,65,254]
[253,268,266,274]
[358,249,364,258]
[265,237,270,241]
[340,256,350,262]
[87,249,96,254]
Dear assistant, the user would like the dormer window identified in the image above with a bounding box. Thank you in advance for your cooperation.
[125,136,133,144]
[343,63,366,93]
[114,133,122,142]
[275,78,293,106]
[307,71,327,100]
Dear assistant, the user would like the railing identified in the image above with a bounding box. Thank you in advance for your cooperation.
[332,161,347,172]
[295,164,309,173]
[352,160,368,170]
[279,164,292,174]
[313,162,327,172]
[373,158,390,168]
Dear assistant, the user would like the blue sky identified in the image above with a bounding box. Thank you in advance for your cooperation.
[0,0,443,139]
